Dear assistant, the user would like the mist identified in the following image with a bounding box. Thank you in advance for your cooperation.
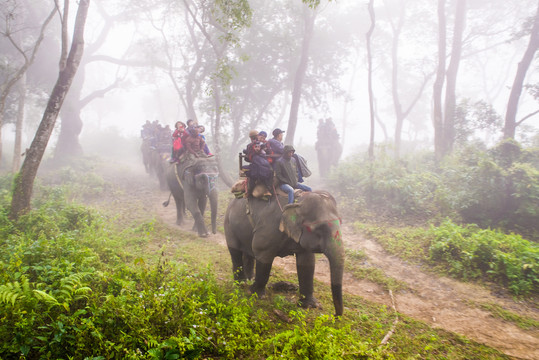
[1,0,538,171]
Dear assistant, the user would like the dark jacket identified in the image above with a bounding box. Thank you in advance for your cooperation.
[274,156,298,188]
[248,153,273,180]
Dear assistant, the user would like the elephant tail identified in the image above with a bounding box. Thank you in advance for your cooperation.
[162,192,172,207]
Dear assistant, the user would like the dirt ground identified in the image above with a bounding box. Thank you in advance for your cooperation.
[117,162,538,360]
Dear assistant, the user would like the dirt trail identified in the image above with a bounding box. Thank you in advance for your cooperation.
[120,163,538,360]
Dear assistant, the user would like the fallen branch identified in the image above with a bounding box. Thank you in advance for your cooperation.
[381,289,399,345]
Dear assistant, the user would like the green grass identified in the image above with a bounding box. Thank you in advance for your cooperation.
[345,249,408,291]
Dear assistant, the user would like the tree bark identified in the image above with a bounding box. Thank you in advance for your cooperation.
[10,0,90,220]
[366,0,376,160]
[433,0,446,162]
[442,0,466,155]
[285,5,315,145]
[504,0,539,139]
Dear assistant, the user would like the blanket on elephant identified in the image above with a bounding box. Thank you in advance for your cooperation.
[178,153,218,180]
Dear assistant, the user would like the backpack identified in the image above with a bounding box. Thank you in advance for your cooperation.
[296,154,312,178]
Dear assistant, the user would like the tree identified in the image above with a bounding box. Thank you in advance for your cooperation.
[504,0,539,139]
[366,0,376,160]
[53,0,133,163]
[383,0,434,158]
[442,0,466,155]
[284,4,315,145]
[0,1,55,166]
[10,0,90,219]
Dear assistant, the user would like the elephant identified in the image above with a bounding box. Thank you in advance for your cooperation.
[150,148,170,191]
[140,139,152,174]
[224,190,344,316]
[315,141,342,178]
[166,157,219,237]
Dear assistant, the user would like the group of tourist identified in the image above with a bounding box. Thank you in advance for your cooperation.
[141,120,311,204]
[170,119,212,164]
[243,128,311,204]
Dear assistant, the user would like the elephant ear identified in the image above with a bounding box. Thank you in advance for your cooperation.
[279,203,302,243]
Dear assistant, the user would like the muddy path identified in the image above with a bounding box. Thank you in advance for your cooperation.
[111,163,538,360]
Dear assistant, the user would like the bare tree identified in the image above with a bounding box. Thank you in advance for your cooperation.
[10,0,90,219]
[433,0,446,161]
[442,0,466,155]
[366,0,376,160]
[504,0,539,139]
[0,3,55,166]
[284,4,315,145]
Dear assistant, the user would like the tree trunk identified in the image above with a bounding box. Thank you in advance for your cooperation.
[504,0,539,139]
[10,0,90,220]
[12,74,26,173]
[433,0,446,162]
[53,69,85,162]
[443,0,466,156]
[390,1,405,158]
[212,79,235,187]
[366,0,376,161]
[285,5,315,145]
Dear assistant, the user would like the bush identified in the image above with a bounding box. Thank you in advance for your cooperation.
[441,140,539,240]
[329,149,449,221]
[428,220,539,295]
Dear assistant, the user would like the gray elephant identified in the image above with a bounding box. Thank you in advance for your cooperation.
[224,190,344,316]
[315,141,342,178]
[166,157,219,237]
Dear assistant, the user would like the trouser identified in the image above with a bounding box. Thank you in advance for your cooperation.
[280,183,312,204]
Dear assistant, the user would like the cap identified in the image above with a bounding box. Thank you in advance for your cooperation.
[272,128,285,137]
[283,145,295,153]
[249,129,259,138]
[258,131,267,137]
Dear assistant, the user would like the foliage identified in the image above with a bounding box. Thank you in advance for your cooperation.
[262,311,391,359]
[453,99,502,146]
[354,220,538,296]
[329,148,450,221]
[331,140,539,240]
[428,219,539,295]
[441,140,539,240]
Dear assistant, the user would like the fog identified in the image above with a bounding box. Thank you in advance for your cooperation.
[1,0,538,166]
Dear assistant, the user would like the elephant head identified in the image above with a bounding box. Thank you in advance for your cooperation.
[279,191,344,316]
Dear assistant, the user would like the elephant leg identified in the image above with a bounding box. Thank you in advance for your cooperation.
[250,260,273,298]
[296,252,318,309]
[172,193,184,225]
[228,247,247,282]
[185,193,209,237]
[242,254,254,280]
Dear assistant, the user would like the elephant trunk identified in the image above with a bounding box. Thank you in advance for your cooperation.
[325,224,344,316]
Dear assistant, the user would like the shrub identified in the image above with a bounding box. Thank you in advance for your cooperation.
[428,220,539,295]
[441,141,539,240]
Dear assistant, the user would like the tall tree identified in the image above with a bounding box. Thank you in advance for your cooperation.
[504,0,539,139]
[53,0,131,163]
[366,0,376,160]
[384,0,434,158]
[10,0,90,219]
[432,0,446,161]
[442,0,466,155]
[284,4,315,145]
[0,2,55,166]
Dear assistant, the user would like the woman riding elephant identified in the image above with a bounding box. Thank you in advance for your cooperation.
[224,190,344,316]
